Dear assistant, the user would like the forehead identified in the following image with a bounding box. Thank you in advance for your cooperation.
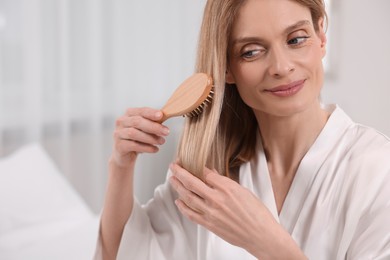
[231,0,313,39]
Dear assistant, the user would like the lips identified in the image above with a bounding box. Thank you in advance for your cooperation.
[265,79,306,97]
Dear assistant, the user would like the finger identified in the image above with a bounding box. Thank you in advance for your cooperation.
[125,107,163,122]
[203,167,231,189]
[114,127,165,146]
[115,138,159,155]
[170,163,214,199]
[114,133,159,154]
[174,199,204,224]
[117,115,169,137]
[170,176,205,214]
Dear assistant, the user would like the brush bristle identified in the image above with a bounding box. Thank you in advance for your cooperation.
[184,88,214,118]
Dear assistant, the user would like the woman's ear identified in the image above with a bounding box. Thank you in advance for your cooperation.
[225,68,236,84]
[318,18,327,58]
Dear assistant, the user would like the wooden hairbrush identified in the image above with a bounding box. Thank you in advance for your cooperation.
[159,73,214,123]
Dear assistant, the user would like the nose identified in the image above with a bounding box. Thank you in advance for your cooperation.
[267,46,295,78]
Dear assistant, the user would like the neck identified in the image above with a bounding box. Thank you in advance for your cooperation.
[255,102,329,178]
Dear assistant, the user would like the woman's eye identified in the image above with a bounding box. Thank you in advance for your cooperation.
[287,36,309,46]
[242,50,259,58]
[240,48,264,60]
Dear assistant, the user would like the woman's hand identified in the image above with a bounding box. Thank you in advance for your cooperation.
[111,107,170,168]
[169,163,306,259]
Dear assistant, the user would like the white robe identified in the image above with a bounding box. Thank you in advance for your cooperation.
[94,105,390,260]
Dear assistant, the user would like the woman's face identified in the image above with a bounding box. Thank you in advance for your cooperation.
[227,0,326,117]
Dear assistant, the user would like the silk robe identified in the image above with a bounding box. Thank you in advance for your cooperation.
[95,105,390,259]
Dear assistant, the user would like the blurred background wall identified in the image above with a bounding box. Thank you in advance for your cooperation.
[0,0,389,214]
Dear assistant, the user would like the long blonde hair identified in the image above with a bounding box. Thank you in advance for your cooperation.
[176,0,327,180]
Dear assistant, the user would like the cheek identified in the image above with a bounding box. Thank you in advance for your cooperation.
[309,50,325,86]
[311,38,326,65]
[233,62,266,88]
[297,43,325,84]
[232,65,267,109]
[234,65,265,103]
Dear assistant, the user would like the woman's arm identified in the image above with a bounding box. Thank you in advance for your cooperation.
[100,159,136,260]
[99,108,169,260]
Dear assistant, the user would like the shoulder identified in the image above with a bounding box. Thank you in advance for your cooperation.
[344,123,390,168]
[326,106,390,200]
[328,105,390,167]
[335,121,390,210]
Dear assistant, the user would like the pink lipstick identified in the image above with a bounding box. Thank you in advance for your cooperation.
[266,79,305,97]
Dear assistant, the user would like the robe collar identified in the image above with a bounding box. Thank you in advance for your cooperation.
[239,104,354,232]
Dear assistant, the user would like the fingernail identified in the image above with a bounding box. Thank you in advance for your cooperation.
[162,127,170,136]
[158,137,165,144]
[155,111,162,118]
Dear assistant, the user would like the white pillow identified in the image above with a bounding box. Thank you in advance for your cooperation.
[0,143,94,247]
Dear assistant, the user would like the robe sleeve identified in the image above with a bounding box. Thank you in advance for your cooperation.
[346,151,390,260]
[94,171,197,260]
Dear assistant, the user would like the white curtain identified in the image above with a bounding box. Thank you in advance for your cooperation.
[0,0,205,212]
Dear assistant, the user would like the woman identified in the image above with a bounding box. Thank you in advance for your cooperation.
[96,0,390,259]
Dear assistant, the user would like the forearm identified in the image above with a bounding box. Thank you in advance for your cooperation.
[253,240,307,260]
[100,158,136,260]
[248,223,307,260]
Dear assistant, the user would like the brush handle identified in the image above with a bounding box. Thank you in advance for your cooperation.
[158,73,213,123]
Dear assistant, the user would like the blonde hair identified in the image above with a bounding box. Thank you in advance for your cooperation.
[176,0,327,180]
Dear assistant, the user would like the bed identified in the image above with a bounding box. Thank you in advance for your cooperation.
[0,144,99,260]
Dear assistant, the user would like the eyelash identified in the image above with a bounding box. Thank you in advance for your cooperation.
[287,36,310,46]
[239,35,310,60]
[241,49,262,59]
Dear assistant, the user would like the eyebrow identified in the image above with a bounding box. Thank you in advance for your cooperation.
[283,20,311,34]
[231,20,312,46]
